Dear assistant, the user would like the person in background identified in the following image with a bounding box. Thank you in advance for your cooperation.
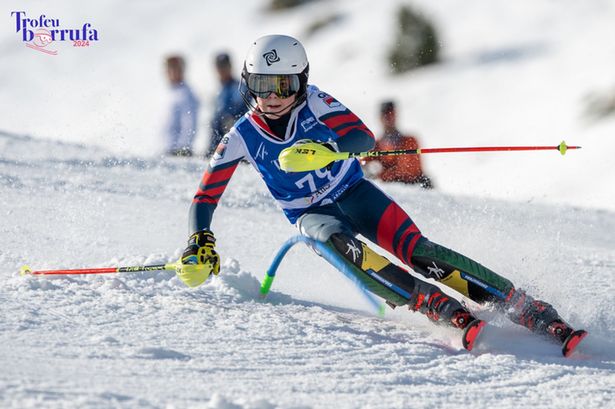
[164,55,199,157]
[206,52,248,158]
[363,100,433,189]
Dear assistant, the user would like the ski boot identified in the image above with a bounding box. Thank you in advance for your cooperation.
[505,289,587,357]
[408,281,486,351]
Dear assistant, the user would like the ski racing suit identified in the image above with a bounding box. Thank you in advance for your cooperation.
[189,85,569,338]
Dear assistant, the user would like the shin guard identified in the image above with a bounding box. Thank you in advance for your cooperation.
[410,238,515,304]
[328,234,475,329]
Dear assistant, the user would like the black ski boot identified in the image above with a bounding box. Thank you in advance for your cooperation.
[505,289,587,357]
[408,281,486,351]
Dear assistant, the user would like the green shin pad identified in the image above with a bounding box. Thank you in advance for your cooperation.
[411,238,514,302]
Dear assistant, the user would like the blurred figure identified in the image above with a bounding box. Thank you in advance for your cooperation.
[164,55,199,157]
[363,100,433,189]
[206,52,248,157]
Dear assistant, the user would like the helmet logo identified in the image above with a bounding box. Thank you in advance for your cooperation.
[262,49,280,66]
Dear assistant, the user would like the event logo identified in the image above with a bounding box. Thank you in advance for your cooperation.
[11,11,99,55]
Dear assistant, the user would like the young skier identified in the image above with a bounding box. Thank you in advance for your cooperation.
[178,35,586,355]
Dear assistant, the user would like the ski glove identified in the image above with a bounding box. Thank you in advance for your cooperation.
[178,229,220,288]
[295,138,339,153]
[278,139,341,172]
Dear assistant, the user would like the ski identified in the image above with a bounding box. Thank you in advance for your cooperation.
[544,320,589,357]
[462,319,486,351]
[561,330,588,358]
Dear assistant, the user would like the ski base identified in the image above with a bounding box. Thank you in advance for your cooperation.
[562,329,588,358]
[462,319,486,351]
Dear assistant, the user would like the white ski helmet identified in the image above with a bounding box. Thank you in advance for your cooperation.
[240,34,310,111]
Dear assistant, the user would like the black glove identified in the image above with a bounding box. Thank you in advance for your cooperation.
[295,138,339,152]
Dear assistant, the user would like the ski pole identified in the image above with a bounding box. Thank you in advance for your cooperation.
[19,262,180,276]
[279,140,581,172]
[356,140,580,158]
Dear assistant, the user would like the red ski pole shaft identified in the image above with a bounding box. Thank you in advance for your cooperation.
[420,145,579,154]
[19,262,179,276]
[26,267,118,276]
[352,141,580,159]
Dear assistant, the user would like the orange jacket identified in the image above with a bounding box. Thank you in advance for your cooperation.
[367,130,425,183]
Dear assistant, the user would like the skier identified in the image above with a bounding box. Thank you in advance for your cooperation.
[178,35,586,355]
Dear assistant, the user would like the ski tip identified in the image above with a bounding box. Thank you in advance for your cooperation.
[562,329,588,358]
[19,265,32,276]
[462,319,486,351]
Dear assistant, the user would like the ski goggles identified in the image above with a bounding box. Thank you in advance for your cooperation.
[246,74,301,99]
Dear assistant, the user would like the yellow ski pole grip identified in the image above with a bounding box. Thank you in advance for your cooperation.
[279,143,348,172]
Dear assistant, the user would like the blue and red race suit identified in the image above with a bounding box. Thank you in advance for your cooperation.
[190,85,373,225]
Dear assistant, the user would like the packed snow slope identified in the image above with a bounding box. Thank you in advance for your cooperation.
[2,0,615,211]
[1,131,614,409]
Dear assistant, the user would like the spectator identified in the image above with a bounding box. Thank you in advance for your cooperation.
[164,55,199,157]
[363,100,433,188]
[206,52,248,157]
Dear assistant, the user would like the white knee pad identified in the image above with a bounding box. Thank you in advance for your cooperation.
[296,212,351,243]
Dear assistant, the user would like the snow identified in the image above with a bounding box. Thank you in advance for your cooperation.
[2,0,615,408]
[1,131,615,408]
